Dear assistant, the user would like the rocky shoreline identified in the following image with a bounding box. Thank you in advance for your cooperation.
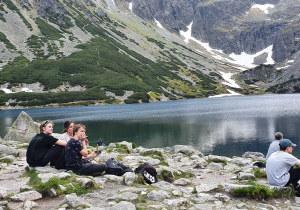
[1,113,300,209]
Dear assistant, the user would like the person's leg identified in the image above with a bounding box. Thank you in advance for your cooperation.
[80,163,107,176]
[286,167,300,186]
[38,145,66,169]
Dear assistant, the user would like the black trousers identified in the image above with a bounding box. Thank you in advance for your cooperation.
[79,163,107,177]
[286,167,300,186]
[34,145,66,169]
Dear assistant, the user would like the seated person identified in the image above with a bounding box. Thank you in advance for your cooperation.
[65,124,107,176]
[266,132,283,160]
[60,120,75,142]
[266,139,300,194]
[26,120,66,169]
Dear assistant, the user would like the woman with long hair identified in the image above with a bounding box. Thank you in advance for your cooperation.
[65,124,107,176]
[60,121,75,143]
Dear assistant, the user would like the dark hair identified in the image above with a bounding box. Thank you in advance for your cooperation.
[40,120,53,132]
[62,120,75,133]
[73,124,86,136]
[275,132,283,140]
[279,145,287,151]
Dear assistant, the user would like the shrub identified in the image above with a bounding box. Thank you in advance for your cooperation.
[233,185,289,199]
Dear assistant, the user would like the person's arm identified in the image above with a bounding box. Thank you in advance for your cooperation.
[295,161,300,167]
[55,140,66,147]
[79,138,89,157]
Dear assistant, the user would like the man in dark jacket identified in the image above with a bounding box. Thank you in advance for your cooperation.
[26,120,66,169]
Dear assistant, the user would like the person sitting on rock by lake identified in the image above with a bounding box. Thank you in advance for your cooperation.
[60,120,75,143]
[65,124,107,176]
[266,132,283,160]
[26,120,67,169]
[266,139,300,195]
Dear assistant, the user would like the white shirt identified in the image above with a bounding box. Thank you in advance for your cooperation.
[266,151,299,186]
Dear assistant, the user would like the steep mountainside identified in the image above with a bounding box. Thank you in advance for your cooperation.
[0,0,299,108]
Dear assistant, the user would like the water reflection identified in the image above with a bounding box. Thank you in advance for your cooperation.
[1,94,300,157]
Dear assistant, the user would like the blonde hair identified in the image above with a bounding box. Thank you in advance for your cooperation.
[40,120,54,132]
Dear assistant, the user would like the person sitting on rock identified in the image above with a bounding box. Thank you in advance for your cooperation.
[266,132,283,160]
[26,120,67,169]
[60,120,75,143]
[65,124,107,176]
[266,139,300,195]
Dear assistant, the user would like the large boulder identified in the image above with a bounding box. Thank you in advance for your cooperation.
[3,111,40,143]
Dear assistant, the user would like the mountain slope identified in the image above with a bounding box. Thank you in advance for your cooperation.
[0,0,300,108]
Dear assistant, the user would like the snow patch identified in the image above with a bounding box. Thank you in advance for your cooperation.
[209,89,242,98]
[154,19,164,29]
[228,45,275,68]
[110,0,115,5]
[180,22,275,69]
[129,2,133,12]
[180,22,223,55]
[252,4,275,14]
[220,72,241,89]
[0,88,12,93]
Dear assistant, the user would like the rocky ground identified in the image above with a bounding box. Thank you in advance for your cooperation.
[1,138,300,210]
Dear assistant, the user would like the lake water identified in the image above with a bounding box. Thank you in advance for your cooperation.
[1,94,300,157]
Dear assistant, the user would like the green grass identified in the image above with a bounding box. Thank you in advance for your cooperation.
[0,32,16,50]
[24,166,95,195]
[233,184,290,199]
[36,18,63,40]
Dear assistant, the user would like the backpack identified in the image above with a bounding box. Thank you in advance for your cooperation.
[26,134,43,167]
[105,158,133,176]
[134,163,158,184]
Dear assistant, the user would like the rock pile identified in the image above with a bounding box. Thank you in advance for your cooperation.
[0,113,300,209]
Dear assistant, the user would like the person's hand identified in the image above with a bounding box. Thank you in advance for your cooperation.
[91,151,98,157]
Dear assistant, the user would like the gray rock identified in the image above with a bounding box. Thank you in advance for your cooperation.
[23,200,38,209]
[3,111,39,143]
[93,177,107,188]
[224,164,241,171]
[103,175,124,183]
[152,181,179,191]
[20,185,33,192]
[214,193,230,202]
[147,190,170,201]
[38,173,55,183]
[117,141,132,150]
[207,162,223,171]
[242,152,265,160]
[76,177,94,188]
[0,201,8,207]
[56,172,71,179]
[110,201,136,210]
[0,144,18,156]
[238,172,255,180]
[231,157,253,166]
[169,145,204,157]
[174,178,190,186]
[163,198,189,207]
[196,184,219,193]
[107,192,139,201]
[10,191,42,202]
[195,158,208,168]
[62,193,91,208]
[48,188,57,197]
[0,187,9,198]
[207,155,232,162]
[124,172,137,186]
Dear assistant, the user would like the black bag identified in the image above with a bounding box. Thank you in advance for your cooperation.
[134,163,158,184]
[105,158,133,176]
